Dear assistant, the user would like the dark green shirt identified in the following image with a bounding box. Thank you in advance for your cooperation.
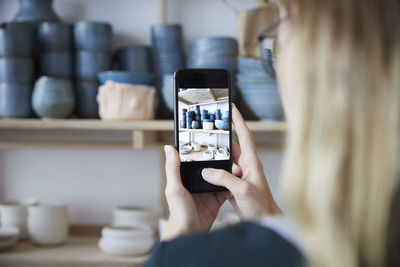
[143,222,306,267]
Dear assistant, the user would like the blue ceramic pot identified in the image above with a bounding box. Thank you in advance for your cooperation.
[222,110,230,120]
[192,120,200,129]
[74,21,112,52]
[215,119,230,130]
[209,113,215,121]
[0,83,32,118]
[180,120,186,128]
[32,76,75,119]
[39,51,73,78]
[161,74,174,112]
[181,108,187,115]
[75,50,111,80]
[75,80,99,118]
[0,22,33,57]
[190,37,238,54]
[0,57,34,83]
[116,46,152,73]
[38,22,73,51]
[13,0,60,23]
[98,71,155,86]
[151,24,184,51]
[186,117,192,129]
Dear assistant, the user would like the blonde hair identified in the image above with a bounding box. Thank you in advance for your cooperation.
[280,1,400,267]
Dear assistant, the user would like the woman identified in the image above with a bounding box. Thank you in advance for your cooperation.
[144,0,400,266]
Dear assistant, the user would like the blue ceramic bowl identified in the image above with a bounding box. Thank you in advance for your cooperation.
[75,80,99,118]
[75,50,111,80]
[0,22,33,57]
[190,37,238,55]
[237,82,283,121]
[32,76,75,119]
[38,22,73,51]
[13,0,60,23]
[98,71,155,86]
[192,120,200,129]
[39,51,73,78]
[74,21,112,52]
[151,24,184,52]
[115,46,152,73]
[0,57,34,83]
[215,119,230,131]
[0,83,32,118]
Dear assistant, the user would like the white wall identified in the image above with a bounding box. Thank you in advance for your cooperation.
[0,0,284,225]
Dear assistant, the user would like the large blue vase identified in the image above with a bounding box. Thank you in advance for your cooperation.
[13,0,60,24]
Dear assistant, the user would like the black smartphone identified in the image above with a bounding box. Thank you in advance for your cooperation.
[174,69,232,193]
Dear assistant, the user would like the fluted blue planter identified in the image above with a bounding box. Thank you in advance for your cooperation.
[38,22,73,51]
[32,76,75,119]
[0,83,32,118]
[115,46,152,72]
[75,50,111,80]
[0,57,34,83]
[13,0,60,24]
[39,51,73,78]
[0,22,33,57]
[75,80,99,118]
[74,22,112,52]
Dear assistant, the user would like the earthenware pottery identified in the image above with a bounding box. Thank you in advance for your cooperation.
[215,119,230,130]
[202,150,214,160]
[75,51,111,80]
[115,46,152,72]
[27,204,68,245]
[39,51,73,78]
[192,142,201,152]
[38,22,73,51]
[32,76,75,119]
[75,80,99,118]
[112,206,159,230]
[13,0,60,24]
[0,202,28,239]
[0,57,34,83]
[0,22,33,56]
[74,21,112,52]
[0,83,32,118]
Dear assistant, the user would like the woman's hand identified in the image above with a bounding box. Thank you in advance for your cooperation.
[201,105,281,220]
[161,145,242,241]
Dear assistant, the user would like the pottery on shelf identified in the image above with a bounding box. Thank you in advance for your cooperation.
[115,46,152,73]
[27,204,68,245]
[32,76,75,119]
[161,74,174,112]
[112,206,160,230]
[0,83,32,118]
[39,51,73,78]
[75,51,111,80]
[38,22,73,51]
[0,202,28,240]
[13,0,60,24]
[192,120,200,129]
[215,119,230,130]
[0,22,33,57]
[98,71,155,86]
[98,226,154,256]
[74,21,112,52]
[0,57,34,83]
[192,142,201,152]
[75,80,99,118]
[202,121,214,130]
[180,120,186,128]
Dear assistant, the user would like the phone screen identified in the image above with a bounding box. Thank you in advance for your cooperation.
[177,88,231,163]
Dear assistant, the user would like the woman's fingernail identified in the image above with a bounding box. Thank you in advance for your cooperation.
[231,103,236,107]
[164,145,171,157]
[202,168,213,180]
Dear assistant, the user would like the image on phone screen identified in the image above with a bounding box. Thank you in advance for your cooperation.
[177,88,230,162]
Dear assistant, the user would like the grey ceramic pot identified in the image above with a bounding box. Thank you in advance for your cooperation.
[74,22,112,52]
[75,50,111,80]
[13,0,60,24]
[39,51,73,78]
[0,57,34,83]
[0,22,33,57]
[32,76,75,119]
[38,22,73,51]
[115,46,152,72]
[0,83,32,118]
[75,80,99,118]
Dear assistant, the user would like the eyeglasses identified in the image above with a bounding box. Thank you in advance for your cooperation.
[258,19,281,80]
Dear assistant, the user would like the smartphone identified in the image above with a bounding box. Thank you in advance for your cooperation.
[174,69,232,193]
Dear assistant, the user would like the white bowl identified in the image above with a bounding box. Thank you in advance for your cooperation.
[203,150,214,160]
[215,149,230,160]
[0,202,28,239]
[99,226,155,256]
[112,206,160,230]
[208,144,217,151]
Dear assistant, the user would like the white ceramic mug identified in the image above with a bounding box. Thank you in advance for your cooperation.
[27,204,68,245]
[192,142,201,152]
[0,202,28,240]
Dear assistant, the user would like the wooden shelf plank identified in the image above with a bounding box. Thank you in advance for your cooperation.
[0,236,147,267]
[0,119,286,132]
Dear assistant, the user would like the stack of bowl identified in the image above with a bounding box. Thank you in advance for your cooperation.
[115,45,152,73]
[188,37,239,103]
[186,111,196,129]
[151,24,185,119]
[74,21,112,118]
[180,108,187,128]
[236,56,283,121]
[38,22,73,80]
[215,110,230,130]
[0,22,34,118]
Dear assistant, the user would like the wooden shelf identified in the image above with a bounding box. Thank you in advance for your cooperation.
[0,119,286,132]
[179,128,229,135]
[0,235,147,267]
